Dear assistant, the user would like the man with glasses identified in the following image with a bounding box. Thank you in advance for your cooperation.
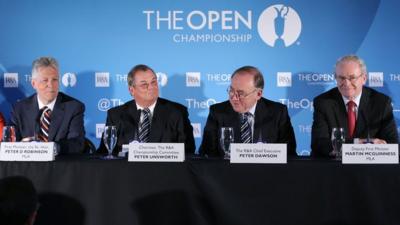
[98,64,195,154]
[199,66,297,157]
[311,55,399,157]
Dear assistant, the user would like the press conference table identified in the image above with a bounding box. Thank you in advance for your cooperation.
[1,155,399,225]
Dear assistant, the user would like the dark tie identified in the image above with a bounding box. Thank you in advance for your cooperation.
[39,107,51,142]
[139,108,151,143]
[347,101,356,138]
[240,112,252,143]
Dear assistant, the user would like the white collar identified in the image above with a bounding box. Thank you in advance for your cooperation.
[136,100,157,115]
[342,90,362,107]
[37,95,57,111]
[245,102,257,116]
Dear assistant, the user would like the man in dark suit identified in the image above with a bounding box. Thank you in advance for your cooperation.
[10,57,85,154]
[199,66,297,157]
[311,55,399,157]
[98,64,195,154]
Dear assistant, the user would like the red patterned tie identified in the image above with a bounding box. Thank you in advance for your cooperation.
[347,101,356,138]
[39,107,51,142]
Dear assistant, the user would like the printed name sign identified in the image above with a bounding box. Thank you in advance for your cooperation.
[342,144,399,164]
[0,142,55,161]
[230,143,287,164]
[128,143,185,162]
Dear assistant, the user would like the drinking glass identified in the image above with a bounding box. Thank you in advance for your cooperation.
[330,127,345,160]
[2,126,16,142]
[102,126,118,159]
[220,127,234,160]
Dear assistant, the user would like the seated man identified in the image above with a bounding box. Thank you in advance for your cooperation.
[311,55,399,157]
[10,57,86,154]
[97,64,195,154]
[0,176,39,225]
[199,66,297,157]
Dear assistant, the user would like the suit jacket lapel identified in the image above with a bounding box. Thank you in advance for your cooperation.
[29,95,40,137]
[254,99,271,143]
[230,110,241,143]
[333,89,348,132]
[149,99,164,142]
[48,94,65,141]
[355,87,370,137]
[124,101,140,141]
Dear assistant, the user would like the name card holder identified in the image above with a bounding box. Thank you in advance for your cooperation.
[230,143,287,164]
[0,142,55,161]
[128,143,185,162]
[342,144,399,164]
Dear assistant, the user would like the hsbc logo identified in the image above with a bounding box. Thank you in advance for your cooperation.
[277,72,292,87]
[186,72,201,87]
[95,72,110,87]
[368,72,383,87]
[96,123,105,138]
[4,73,18,88]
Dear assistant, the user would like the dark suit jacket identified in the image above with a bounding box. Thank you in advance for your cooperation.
[311,87,399,157]
[97,98,195,154]
[199,98,297,157]
[10,92,86,154]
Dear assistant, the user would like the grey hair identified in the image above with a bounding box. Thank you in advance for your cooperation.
[31,57,59,79]
[127,64,156,87]
[335,55,367,75]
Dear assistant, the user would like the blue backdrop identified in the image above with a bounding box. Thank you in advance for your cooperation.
[1,0,399,155]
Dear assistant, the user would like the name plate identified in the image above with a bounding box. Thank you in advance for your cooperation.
[0,142,55,161]
[128,143,185,162]
[230,143,287,164]
[342,144,399,164]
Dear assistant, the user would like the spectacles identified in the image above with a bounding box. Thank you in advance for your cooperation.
[134,80,158,89]
[227,87,258,99]
[335,74,364,83]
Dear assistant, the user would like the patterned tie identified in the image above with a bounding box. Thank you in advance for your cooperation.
[139,108,151,143]
[347,101,356,138]
[240,112,252,143]
[39,107,51,142]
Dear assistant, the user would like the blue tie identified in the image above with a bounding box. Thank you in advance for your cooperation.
[139,108,150,143]
[240,112,252,143]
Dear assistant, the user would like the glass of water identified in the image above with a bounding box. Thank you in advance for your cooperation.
[2,126,16,142]
[102,126,118,159]
[330,127,345,160]
[220,127,234,160]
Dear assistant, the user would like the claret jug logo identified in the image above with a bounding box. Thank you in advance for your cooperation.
[62,73,77,87]
[257,5,302,47]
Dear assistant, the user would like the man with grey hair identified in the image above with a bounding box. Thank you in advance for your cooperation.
[199,65,297,157]
[97,64,195,154]
[10,56,86,154]
[311,55,399,157]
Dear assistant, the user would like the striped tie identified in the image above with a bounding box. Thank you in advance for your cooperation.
[39,107,51,142]
[139,108,151,143]
[240,112,252,143]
